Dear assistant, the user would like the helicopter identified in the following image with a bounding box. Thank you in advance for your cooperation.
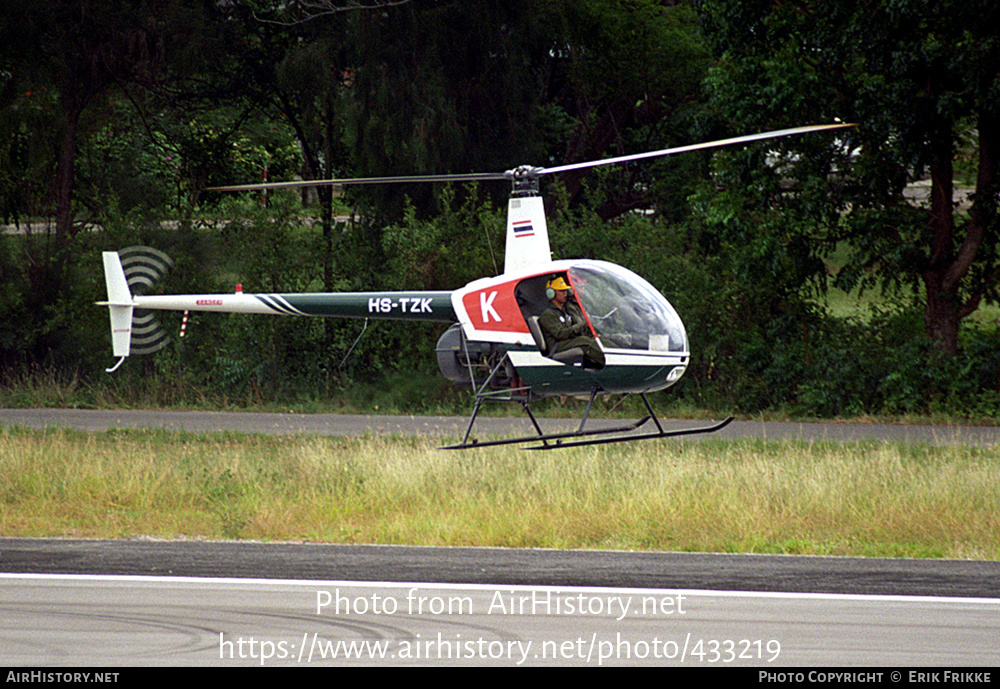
[99,123,854,449]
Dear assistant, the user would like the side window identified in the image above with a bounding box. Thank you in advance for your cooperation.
[515,275,554,352]
[514,275,551,319]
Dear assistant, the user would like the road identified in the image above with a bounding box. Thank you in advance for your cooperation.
[2,407,999,446]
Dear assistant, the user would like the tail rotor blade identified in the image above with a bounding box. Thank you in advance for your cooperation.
[117,246,176,356]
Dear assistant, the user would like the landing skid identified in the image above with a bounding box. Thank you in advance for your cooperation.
[442,382,734,450]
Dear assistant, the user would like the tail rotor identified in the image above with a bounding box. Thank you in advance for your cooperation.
[99,246,175,372]
[118,246,174,355]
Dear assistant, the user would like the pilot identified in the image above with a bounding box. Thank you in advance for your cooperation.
[538,276,605,369]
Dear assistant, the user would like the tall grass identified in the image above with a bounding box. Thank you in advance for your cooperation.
[1,427,997,559]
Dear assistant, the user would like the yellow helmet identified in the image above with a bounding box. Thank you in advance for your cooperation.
[546,277,571,292]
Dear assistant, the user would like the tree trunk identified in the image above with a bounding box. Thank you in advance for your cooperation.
[920,145,960,355]
[921,110,1000,355]
[922,280,961,356]
[35,87,85,306]
[55,85,85,245]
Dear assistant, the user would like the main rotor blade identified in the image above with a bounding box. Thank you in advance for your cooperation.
[207,171,508,193]
[208,123,855,192]
[537,123,857,176]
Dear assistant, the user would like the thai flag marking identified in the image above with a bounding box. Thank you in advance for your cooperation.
[512,220,534,238]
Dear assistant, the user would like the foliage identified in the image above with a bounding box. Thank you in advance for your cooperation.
[382,186,505,290]
[2,0,1000,422]
[694,0,1000,355]
[542,0,713,218]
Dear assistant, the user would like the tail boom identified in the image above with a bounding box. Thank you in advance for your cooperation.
[131,291,456,321]
[98,250,457,371]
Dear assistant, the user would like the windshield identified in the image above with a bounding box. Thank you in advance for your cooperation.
[569,262,687,353]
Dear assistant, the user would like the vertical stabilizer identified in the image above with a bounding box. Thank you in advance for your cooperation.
[503,195,551,274]
[101,252,134,365]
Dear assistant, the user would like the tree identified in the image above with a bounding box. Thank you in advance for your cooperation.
[339,1,712,221]
[695,0,1000,355]
[0,0,210,300]
[216,2,355,291]
[541,0,712,220]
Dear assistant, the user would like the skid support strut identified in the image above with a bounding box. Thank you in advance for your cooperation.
[444,384,733,450]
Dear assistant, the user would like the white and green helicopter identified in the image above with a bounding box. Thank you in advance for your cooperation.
[100,124,853,449]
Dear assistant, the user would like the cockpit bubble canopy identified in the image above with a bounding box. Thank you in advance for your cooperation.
[568,261,687,354]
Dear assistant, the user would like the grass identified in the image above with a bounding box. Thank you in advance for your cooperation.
[2,426,997,560]
[816,240,1000,326]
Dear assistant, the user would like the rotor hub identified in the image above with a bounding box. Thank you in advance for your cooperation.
[508,165,542,197]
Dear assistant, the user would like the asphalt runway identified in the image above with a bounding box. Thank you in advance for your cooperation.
[2,541,999,667]
[4,570,999,667]
[2,408,999,667]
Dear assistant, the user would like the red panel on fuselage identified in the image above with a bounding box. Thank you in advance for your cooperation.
[459,278,529,334]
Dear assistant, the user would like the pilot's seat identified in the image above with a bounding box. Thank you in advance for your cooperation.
[527,316,585,366]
